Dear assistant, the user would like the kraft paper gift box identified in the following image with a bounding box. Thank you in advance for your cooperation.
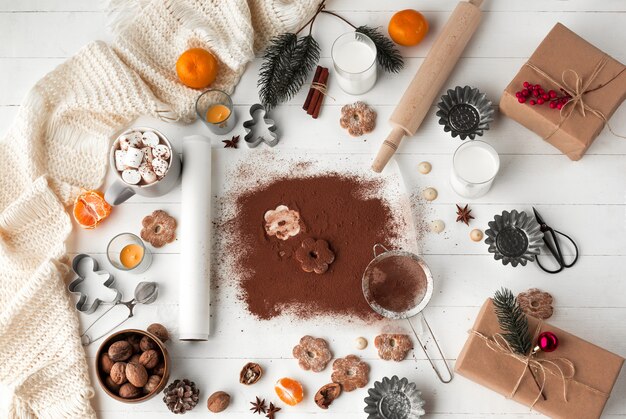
[456,299,624,419]
[499,22,626,160]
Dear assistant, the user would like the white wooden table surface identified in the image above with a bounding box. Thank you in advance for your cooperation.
[2,1,626,418]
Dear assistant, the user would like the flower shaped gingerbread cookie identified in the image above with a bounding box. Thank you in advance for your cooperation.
[340,101,376,137]
[295,238,335,274]
[292,335,332,372]
[264,205,301,240]
[331,355,369,392]
[516,288,554,319]
[140,210,177,248]
[374,334,413,362]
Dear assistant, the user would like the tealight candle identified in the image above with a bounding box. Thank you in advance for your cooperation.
[195,89,236,135]
[107,233,152,273]
[331,32,378,95]
[450,141,500,199]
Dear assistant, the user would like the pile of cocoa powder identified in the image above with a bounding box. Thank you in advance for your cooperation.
[228,174,402,320]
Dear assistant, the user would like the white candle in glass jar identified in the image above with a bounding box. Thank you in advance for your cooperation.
[450,141,500,199]
[331,32,377,95]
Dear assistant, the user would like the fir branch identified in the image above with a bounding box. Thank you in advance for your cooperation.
[493,288,532,355]
[258,33,320,109]
[356,26,404,73]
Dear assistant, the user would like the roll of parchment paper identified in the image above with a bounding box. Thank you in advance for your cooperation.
[372,0,484,172]
[179,135,212,340]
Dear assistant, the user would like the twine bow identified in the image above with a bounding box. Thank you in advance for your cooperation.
[470,324,609,409]
[309,81,335,101]
[525,57,626,140]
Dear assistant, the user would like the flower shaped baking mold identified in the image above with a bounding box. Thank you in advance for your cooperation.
[485,210,544,267]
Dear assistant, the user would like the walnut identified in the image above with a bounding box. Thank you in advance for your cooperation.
[129,354,141,365]
[143,375,162,394]
[127,334,142,353]
[314,383,342,409]
[108,340,132,362]
[105,376,121,394]
[147,323,170,342]
[140,336,157,352]
[100,353,114,374]
[126,362,148,388]
[239,362,262,385]
[207,391,231,413]
[119,383,141,399]
[153,362,166,376]
[139,349,160,369]
[110,362,127,385]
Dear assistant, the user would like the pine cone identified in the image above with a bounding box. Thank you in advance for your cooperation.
[163,379,200,414]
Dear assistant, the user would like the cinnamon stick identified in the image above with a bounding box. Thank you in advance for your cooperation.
[308,67,328,116]
[303,66,322,111]
[312,69,329,119]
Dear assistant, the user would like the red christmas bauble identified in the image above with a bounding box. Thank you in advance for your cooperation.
[537,331,559,352]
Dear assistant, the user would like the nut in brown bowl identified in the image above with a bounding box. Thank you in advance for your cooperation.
[96,328,170,403]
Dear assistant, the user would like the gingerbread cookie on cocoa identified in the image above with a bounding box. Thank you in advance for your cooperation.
[141,210,177,247]
[295,238,335,274]
[375,334,413,362]
[292,335,332,372]
[331,355,369,392]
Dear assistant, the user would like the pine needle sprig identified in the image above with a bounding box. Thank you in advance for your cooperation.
[493,288,532,355]
[258,33,298,109]
[356,25,404,73]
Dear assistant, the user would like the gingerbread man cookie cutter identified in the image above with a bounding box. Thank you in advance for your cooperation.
[68,254,122,314]
[243,104,279,147]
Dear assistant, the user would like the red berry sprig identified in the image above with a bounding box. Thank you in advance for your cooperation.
[515,81,571,110]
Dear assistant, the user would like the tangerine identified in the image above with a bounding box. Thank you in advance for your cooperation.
[388,10,429,47]
[73,190,112,229]
[274,377,304,406]
[176,48,218,89]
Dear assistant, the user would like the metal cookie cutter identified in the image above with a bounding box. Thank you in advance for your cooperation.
[68,254,121,314]
[243,104,279,147]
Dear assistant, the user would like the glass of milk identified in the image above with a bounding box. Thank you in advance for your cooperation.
[450,141,500,199]
[331,32,377,95]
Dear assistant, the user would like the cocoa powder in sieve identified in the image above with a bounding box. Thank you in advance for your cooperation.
[230,174,401,320]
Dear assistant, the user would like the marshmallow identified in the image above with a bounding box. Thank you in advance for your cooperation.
[141,146,153,163]
[152,144,171,160]
[122,168,141,185]
[114,150,127,171]
[139,163,158,184]
[152,157,169,178]
[118,135,131,151]
[128,132,144,148]
[142,131,160,147]
[123,147,144,168]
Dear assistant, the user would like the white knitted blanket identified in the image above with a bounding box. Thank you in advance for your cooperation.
[0,1,317,417]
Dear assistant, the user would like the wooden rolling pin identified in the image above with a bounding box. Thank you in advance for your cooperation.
[372,0,484,173]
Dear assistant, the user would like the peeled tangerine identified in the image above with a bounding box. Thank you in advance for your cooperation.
[275,377,304,406]
[73,190,112,229]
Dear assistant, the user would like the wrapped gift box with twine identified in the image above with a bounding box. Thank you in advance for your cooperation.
[499,23,626,160]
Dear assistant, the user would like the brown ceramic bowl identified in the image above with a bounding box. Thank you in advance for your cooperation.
[96,329,170,403]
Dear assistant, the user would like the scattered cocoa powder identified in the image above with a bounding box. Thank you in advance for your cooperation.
[229,174,400,320]
[365,254,427,313]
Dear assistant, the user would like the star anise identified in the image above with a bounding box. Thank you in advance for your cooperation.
[265,402,281,419]
[250,397,267,414]
[455,204,474,225]
[222,135,240,148]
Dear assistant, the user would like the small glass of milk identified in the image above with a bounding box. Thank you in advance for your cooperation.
[331,32,377,95]
[450,141,500,199]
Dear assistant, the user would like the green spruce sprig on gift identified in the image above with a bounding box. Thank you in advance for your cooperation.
[493,288,532,355]
[258,1,404,108]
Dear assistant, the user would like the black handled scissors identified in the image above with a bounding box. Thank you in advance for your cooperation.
[533,207,579,274]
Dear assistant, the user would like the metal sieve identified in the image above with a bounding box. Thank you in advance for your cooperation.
[362,244,453,383]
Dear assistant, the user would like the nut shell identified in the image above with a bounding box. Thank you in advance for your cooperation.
[127,334,142,353]
[207,391,231,413]
[105,375,121,393]
[315,383,342,409]
[129,354,141,364]
[147,323,170,342]
[110,362,127,385]
[100,353,114,374]
[143,375,162,394]
[153,362,166,376]
[239,362,262,385]
[139,336,157,352]
[139,349,160,369]
[108,341,133,362]
[126,362,148,388]
[119,383,142,399]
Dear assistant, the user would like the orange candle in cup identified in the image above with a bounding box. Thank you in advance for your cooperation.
[206,104,231,124]
[120,244,144,269]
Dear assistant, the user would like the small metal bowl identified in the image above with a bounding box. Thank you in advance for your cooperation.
[485,210,544,267]
[96,329,170,403]
[364,375,426,419]
[436,86,494,140]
